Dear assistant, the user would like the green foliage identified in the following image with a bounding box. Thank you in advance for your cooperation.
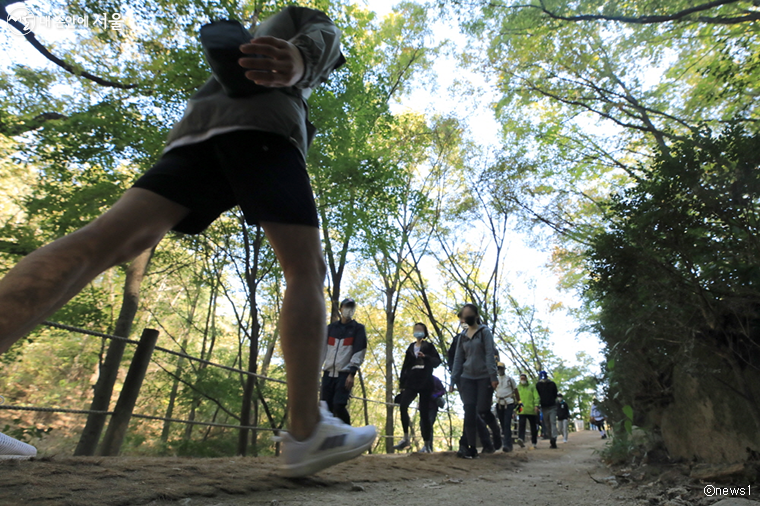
[598,430,638,466]
[586,123,760,432]
[552,353,598,419]
[0,0,592,459]
[2,418,52,444]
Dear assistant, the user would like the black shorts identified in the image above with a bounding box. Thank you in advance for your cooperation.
[133,130,319,234]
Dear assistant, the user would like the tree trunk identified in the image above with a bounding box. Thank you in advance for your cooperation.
[160,337,187,445]
[384,290,395,454]
[74,248,153,456]
[98,328,159,456]
[238,225,263,456]
[358,369,371,454]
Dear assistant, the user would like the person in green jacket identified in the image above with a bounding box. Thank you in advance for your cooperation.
[0,6,375,476]
[516,373,540,449]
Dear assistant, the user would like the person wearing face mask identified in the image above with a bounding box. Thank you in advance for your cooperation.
[393,323,441,452]
[321,298,367,425]
[451,303,499,459]
[535,370,559,449]
[556,393,571,443]
[495,362,520,452]
[448,313,495,457]
[420,374,447,451]
[516,373,540,449]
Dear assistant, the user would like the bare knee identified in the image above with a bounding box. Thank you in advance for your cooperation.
[281,254,326,286]
[76,218,165,268]
[110,229,163,266]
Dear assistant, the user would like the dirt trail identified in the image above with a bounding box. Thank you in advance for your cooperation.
[0,430,741,506]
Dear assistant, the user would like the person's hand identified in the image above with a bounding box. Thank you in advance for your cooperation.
[345,374,355,391]
[534,406,540,414]
[491,381,499,390]
[448,384,456,394]
[417,351,425,358]
[239,36,304,87]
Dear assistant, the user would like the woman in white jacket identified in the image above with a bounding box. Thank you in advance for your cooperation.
[495,362,520,452]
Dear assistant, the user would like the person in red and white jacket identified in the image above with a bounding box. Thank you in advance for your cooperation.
[320,298,367,425]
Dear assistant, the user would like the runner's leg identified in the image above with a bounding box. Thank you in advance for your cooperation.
[0,188,188,354]
[260,222,325,441]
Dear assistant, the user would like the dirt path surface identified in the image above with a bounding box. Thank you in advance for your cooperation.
[1,431,753,506]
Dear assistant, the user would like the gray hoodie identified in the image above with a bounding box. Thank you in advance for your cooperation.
[451,325,498,385]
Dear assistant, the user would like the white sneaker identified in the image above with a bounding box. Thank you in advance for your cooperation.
[275,402,376,477]
[0,431,37,460]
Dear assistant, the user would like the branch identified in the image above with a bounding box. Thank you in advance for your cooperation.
[0,112,67,136]
[0,240,33,256]
[153,359,241,422]
[1,7,138,89]
[527,0,759,25]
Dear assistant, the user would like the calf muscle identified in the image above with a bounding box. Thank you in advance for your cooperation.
[0,188,188,354]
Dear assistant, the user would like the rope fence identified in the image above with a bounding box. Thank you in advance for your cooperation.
[42,320,287,385]
[40,320,406,407]
[1,320,458,447]
[0,404,278,432]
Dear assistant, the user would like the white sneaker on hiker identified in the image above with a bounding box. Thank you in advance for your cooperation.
[0,431,37,460]
[276,401,376,477]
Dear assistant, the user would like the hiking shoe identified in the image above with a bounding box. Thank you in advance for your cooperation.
[550,438,557,449]
[502,446,512,453]
[516,438,525,448]
[464,446,479,459]
[601,434,607,440]
[0,432,37,460]
[393,438,410,451]
[481,444,496,454]
[456,446,467,458]
[275,402,376,477]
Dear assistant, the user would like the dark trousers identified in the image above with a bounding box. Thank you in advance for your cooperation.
[459,415,492,449]
[320,372,351,425]
[496,403,515,450]
[459,377,499,449]
[398,388,433,442]
[428,406,438,433]
[519,414,538,445]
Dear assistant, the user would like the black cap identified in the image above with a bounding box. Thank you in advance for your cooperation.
[340,298,356,308]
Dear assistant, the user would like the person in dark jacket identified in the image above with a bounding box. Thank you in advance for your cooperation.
[590,399,607,439]
[556,393,571,443]
[393,323,441,452]
[535,370,559,449]
[0,6,377,476]
[414,375,446,452]
[424,375,447,449]
[321,298,367,425]
[451,303,499,459]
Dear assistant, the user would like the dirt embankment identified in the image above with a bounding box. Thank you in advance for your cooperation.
[1,431,757,506]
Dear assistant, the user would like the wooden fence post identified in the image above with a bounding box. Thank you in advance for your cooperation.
[97,328,159,456]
